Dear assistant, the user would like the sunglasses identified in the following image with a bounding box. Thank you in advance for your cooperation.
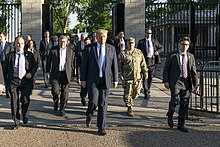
[181,43,189,46]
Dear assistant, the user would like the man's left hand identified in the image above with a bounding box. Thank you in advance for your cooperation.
[25,73,32,79]
[113,82,118,88]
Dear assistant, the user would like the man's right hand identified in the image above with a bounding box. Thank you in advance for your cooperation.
[77,79,81,86]
[164,82,170,89]
[81,81,86,88]
[46,73,50,81]
[0,84,5,95]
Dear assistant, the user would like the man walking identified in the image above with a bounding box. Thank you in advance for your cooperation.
[163,36,198,132]
[39,30,52,88]
[46,35,75,116]
[137,28,164,100]
[118,37,148,116]
[80,29,118,136]
[5,36,37,129]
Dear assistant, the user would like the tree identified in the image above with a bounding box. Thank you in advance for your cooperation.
[77,0,112,34]
[44,0,85,34]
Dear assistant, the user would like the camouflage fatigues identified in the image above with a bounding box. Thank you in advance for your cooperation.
[118,48,148,107]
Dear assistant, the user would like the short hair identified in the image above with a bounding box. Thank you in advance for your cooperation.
[179,36,191,44]
[15,36,25,45]
[84,37,91,42]
[44,30,49,33]
[59,35,68,41]
[145,27,152,32]
[0,32,7,37]
[96,29,108,35]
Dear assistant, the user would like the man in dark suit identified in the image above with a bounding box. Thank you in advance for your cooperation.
[4,36,37,129]
[0,63,5,94]
[76,37,91,106]
[114,31,126,56]
[46,35,75,116]
[26,39,41,89]
[76,34,85,53]
[163,36,198,132]
[81,29,118,136]
[39,30,53,88]
[0,32,13,98]
[137,28,164,100]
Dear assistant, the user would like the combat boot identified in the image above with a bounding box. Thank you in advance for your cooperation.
[127,106,134,116]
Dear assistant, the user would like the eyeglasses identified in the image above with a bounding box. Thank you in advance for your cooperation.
[129,42,134,44]
[181,44,189,46]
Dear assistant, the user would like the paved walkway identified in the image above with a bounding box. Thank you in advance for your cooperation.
[0,68,220,146]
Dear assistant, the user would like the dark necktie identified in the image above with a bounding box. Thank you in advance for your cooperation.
[182,54,188,78]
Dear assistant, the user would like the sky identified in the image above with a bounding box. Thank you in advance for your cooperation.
[69,13,79,29]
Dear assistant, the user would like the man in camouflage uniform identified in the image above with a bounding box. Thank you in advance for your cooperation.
[118,37,148,116]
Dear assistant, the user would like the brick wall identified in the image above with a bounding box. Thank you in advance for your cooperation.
[21,0,43,48]
[124,0,145,44]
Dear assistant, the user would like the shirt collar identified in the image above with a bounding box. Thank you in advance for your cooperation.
[97,42,105,48]
[179,49,187,56]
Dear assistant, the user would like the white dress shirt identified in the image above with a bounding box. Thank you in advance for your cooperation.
[59,48,67,71]
[145,38,154,58]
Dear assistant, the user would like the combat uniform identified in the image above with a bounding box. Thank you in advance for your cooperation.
[118,48,148,115]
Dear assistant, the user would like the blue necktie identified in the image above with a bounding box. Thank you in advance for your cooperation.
[99,46,103,77]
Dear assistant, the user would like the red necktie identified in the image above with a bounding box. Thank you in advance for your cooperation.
[182,54,187,78]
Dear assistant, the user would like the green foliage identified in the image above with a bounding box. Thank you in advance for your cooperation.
[44,0,82,34]
[77,0,112,34]
[0,0,21,33]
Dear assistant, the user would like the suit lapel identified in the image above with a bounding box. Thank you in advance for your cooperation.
[93,43,98,66]
[57,47,60,65]
[176,52,180,69]
[24,51,29,69]
[105,44,109,70]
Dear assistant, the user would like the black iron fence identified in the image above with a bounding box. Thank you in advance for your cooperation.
[190,61,220,114]
[146,2,220,63]
[0,3,21,42]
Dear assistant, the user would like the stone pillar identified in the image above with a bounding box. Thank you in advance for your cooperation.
[124,0,145,43]
[21,0,44,47]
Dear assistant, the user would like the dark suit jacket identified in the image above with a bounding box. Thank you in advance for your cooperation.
[26,48,41,68]
[80,42,118,89]
[2,42,12,57]
[163,51,198,89]
[137,38,164,66]
[39,38,53,60]
[114,38,126,56]
[0,63,4,84]
[46,46,75,84]
[4,50,37,86]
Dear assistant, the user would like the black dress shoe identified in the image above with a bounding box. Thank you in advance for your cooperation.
[177,126,189,133]
[86,115,92,127]
[6,93,10,98]
[13,124,20,130]
[54,103,58,111]
[144,94,150,100]
[168,117,174,128]
[60,110,65,116]
[81,97,86,106]
[23,117,28,124]
[98,128,107,136]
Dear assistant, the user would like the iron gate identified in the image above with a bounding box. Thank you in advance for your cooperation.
[145,2,220,63]
[0,3,21,43]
